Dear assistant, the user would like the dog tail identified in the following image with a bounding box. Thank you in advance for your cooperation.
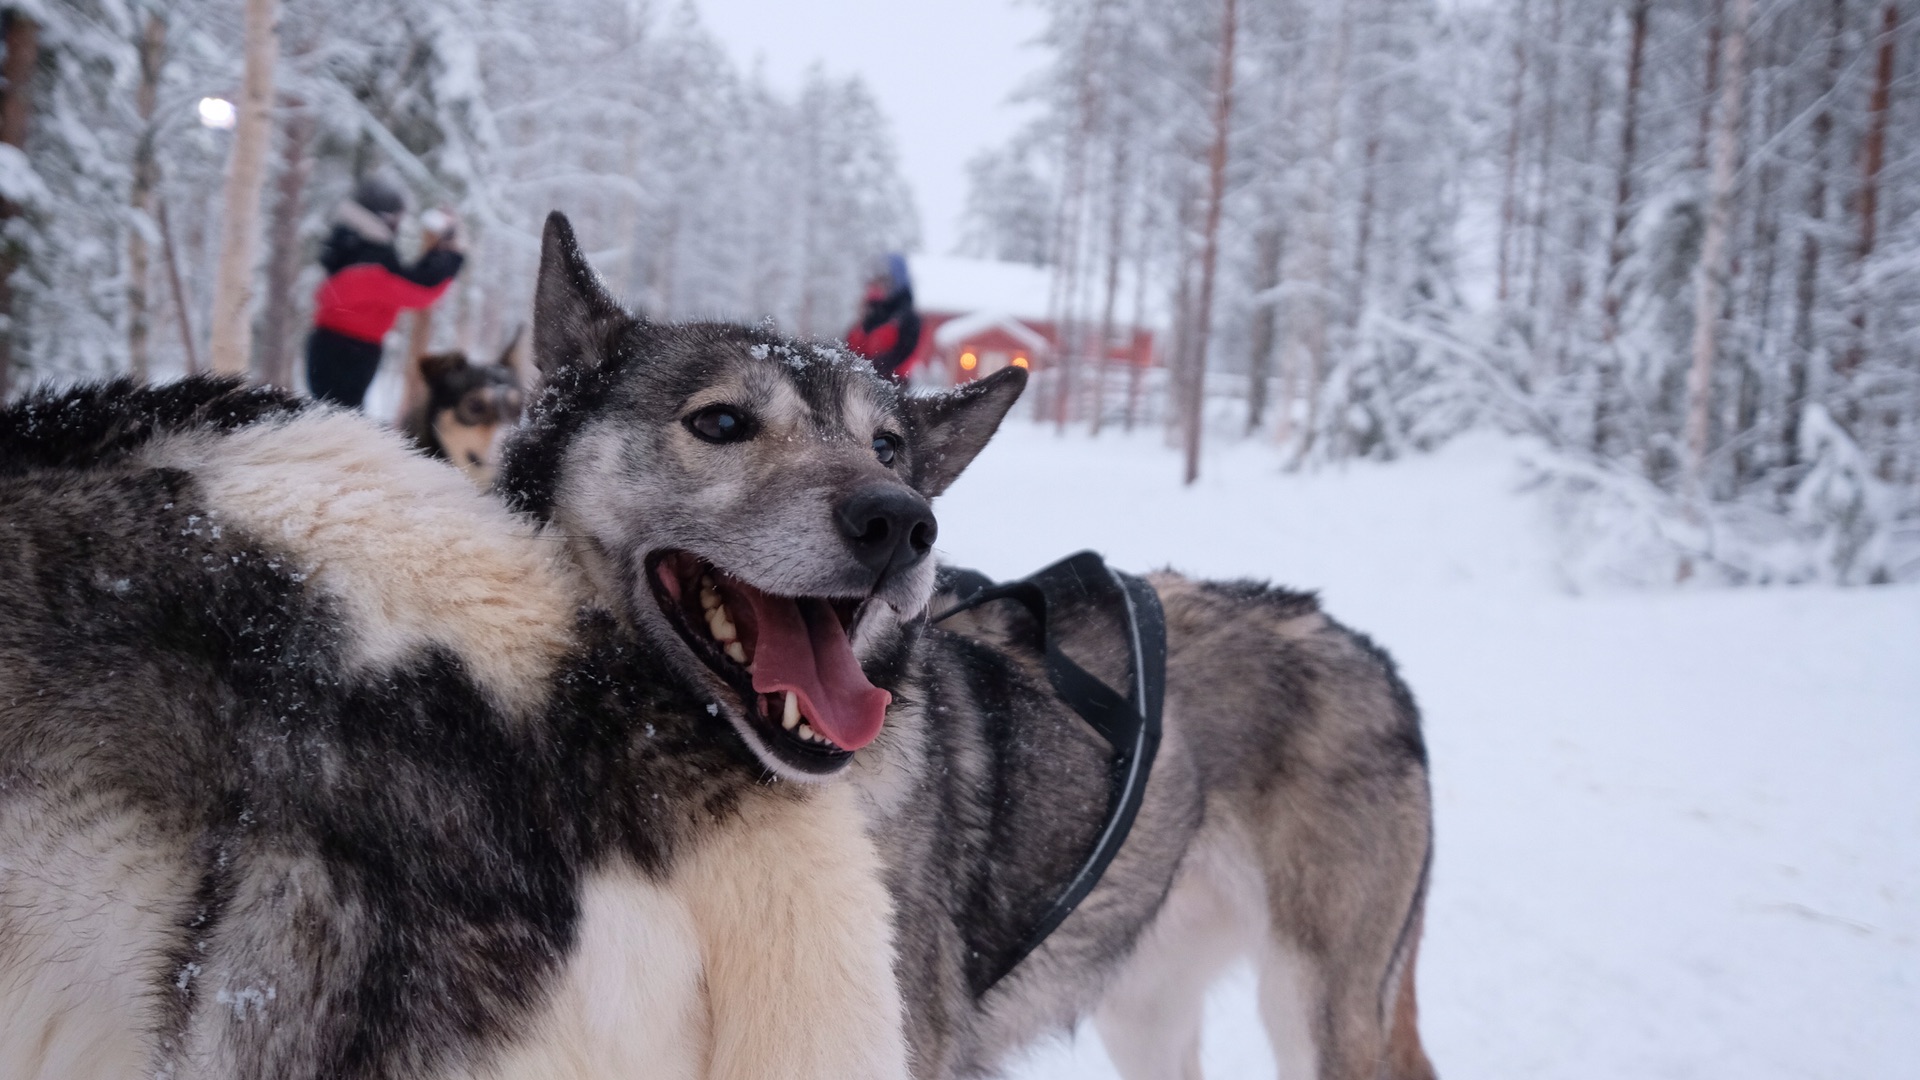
[1380,841,1437,1080]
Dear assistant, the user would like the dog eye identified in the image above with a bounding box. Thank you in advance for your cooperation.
[687,406,749,443]
[686,405,753,444]
[872,434,899,466]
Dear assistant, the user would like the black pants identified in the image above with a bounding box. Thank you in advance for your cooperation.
[306,327,384,409]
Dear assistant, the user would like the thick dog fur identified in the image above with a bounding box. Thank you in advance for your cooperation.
[0,214,1031,1078]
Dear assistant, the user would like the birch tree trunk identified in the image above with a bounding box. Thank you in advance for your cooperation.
[1684,0,1751,498]
[256,100,311,390]
[207,0,279,376]
[0,10,40,399]
[1182,0,1237,485]
[127,13,165,381]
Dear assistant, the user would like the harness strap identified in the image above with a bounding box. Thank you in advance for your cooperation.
[934,551,1166,996]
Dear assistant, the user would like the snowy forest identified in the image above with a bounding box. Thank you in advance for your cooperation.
[0,0,1915,583]
[0,0,917,388]
[965,0,1919,584]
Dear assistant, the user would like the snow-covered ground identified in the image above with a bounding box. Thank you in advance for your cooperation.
[933,422,1920,1080]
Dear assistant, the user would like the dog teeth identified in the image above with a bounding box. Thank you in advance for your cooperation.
[797,722,815,742]
[698,576,720,612]
[725,641,747,664]
[706,603,738,645]
[781,691,800,730]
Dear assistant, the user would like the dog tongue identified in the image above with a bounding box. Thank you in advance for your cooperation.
[744,593,890,750]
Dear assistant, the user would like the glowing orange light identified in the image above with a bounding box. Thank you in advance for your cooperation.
[1011,355,1030,369]
[959,351,978,371]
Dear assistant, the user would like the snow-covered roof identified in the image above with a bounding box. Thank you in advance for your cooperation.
[931,310,1050,354]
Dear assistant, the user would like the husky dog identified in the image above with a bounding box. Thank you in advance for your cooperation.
[0,212,1026,1079]
[490,224,1437,1077]
[888,573,1436,1080]
[401,335,525,486]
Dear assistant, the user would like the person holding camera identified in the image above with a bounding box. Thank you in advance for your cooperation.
[305,177,465,409]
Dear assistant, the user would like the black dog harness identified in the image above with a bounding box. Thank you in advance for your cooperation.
[933,551,1166,995]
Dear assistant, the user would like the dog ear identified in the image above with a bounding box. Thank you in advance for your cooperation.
[533,212,627,377]
[904,366,1027,498]
[496,324,526,373]
[418,352,468,382]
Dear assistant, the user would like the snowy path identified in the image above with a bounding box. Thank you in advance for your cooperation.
[933,423,1919,1080]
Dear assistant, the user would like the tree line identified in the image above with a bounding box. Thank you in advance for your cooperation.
[962,0,1916,583]
[0,0,916,396]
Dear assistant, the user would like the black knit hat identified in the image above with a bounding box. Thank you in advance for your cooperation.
[352,176,407,219]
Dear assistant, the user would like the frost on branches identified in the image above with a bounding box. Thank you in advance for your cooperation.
[962,0,1919,584]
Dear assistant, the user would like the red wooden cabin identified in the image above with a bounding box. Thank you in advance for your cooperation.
[901,256,1157,386]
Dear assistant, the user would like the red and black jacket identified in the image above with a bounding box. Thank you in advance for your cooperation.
[845,288,922,380]
[311,218,464,345]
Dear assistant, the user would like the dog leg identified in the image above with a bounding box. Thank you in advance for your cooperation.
[675,785,909,1080]
[1096,827,1261,1080]
[1255,937,1324,1080]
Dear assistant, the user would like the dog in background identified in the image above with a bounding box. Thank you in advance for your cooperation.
[400,330,526,486]
[890,571,1437,1080]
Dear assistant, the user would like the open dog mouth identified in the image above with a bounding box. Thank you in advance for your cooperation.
[647,550,892,773]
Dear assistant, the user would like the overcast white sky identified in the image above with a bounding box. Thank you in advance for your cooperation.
[691,0,1050,256]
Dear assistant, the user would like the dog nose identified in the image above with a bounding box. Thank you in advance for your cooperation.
[835,487,937,579]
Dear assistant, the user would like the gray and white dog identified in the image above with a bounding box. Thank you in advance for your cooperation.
[501,221,1438,1079]
[892,574,1436,1080]
[0,213,1024,1080]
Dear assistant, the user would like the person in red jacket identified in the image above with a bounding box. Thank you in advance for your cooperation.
[843,253,922,383]
[305,178,465,409]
